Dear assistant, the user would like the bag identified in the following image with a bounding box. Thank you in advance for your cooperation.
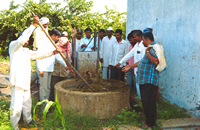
[149,43,167,72]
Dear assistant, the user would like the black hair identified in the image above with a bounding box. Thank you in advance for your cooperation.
[50,28,62,36]
[84,28,92,32]
[77,29,83,34]
[147,28,153,32]
[100,29,105,33]
[135,30,142,37]
[127,32,133,40]
[127,30,137,39]
[115,29,122,34]
[142,31,154,41]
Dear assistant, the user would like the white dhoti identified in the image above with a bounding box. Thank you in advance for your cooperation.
[102,67,111,79]
[10,87,32,130]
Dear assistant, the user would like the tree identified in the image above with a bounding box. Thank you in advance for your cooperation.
[0,0,126,56]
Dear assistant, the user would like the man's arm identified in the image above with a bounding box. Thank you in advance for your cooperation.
[129,61,140,68]
[9,16,39,53]
[115,46,136,68]
[146,47,159,65]
[30,49,61,60]
[55,54,67,67]
[55,53,75,75]
[9,26,35,52]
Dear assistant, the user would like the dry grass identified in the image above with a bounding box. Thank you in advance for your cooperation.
[0,56,10,73]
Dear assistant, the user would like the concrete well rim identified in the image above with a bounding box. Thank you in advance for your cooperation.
[55,78,129,95]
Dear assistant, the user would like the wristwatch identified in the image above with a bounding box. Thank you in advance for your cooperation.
[146,50,149,53]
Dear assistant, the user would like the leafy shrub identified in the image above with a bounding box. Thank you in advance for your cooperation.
[0,0,126,56]
[0,97,13,130]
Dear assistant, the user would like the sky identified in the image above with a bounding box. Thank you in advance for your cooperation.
[0,0,127,13]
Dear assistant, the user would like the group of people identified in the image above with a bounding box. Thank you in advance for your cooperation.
[9,14,160,129]
[9,15,66,130]
[100,27,159,128]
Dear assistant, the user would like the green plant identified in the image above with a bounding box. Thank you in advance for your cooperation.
[117,107,144,127]
[152,121,163,130]
[0,56,10,73]
[0,97,13,129]
[0,0,127,56]
[157,97,190,119]
[32,91,65,129]
[31,60,37,74]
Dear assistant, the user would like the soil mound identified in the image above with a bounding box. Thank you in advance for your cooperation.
[62,78,129,92]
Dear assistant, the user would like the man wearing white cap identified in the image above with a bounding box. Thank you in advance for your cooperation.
[9,15,61,130]
[33,17,49,50]
[100,27,116,79]
[36,28,70,101]
[33,17,49,85]
[146,25,159,43]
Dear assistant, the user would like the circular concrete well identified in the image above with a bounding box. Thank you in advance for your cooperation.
[55,78,130,119]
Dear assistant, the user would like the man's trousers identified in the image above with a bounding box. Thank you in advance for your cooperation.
[39,72,52,101]
[10,87,32,130]
[140,83,158,127]
[102,67,111,79]
[126,69,136,95]
[50,76,67,101]
[111,66,125,81]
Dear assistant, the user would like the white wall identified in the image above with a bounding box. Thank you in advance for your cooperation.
[127,0,200,117]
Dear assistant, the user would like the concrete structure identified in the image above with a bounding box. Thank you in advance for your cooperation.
[77,52,98,78]
[55,78,130,119]
[127,0,200,117]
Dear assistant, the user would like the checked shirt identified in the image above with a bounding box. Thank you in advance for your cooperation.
[137,42,159,86]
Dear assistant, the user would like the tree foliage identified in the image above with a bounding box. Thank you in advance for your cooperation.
[0,0,126,56]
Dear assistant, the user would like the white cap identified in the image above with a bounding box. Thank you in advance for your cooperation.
[62,31,68,36]
[40,17,49,25]
[107,27,113,31]
[59,37,69,44]
[146,25,153,29]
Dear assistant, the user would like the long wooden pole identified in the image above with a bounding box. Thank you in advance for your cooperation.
[97,27,100,78]
[32,12,95,92]
[72,28,77,78]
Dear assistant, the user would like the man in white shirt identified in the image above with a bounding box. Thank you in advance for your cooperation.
[80,28,98,52]
[33,17,49,51]
[75,29,83,52]
[33,17,49,85]
[71,29,83,70]
[9,15,60,130]
[100,27,116,79]
[37,28,70,101]
[115,30,146,98]
[109,29,129,81]
[98,29,105,53]
[126,31,137,96]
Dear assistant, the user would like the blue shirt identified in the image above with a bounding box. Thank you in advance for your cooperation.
[79,36,98,52]
[137,42,159,86]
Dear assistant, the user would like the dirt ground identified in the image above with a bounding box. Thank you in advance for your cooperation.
[62,78,130,92]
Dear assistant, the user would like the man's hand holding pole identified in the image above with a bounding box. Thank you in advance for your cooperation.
[31,12,95,92]
[32,15,40,27]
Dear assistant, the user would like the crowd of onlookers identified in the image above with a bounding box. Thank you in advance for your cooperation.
[8,15,160,129]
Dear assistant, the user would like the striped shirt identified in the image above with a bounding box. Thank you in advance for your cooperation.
[137,42,159,86]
